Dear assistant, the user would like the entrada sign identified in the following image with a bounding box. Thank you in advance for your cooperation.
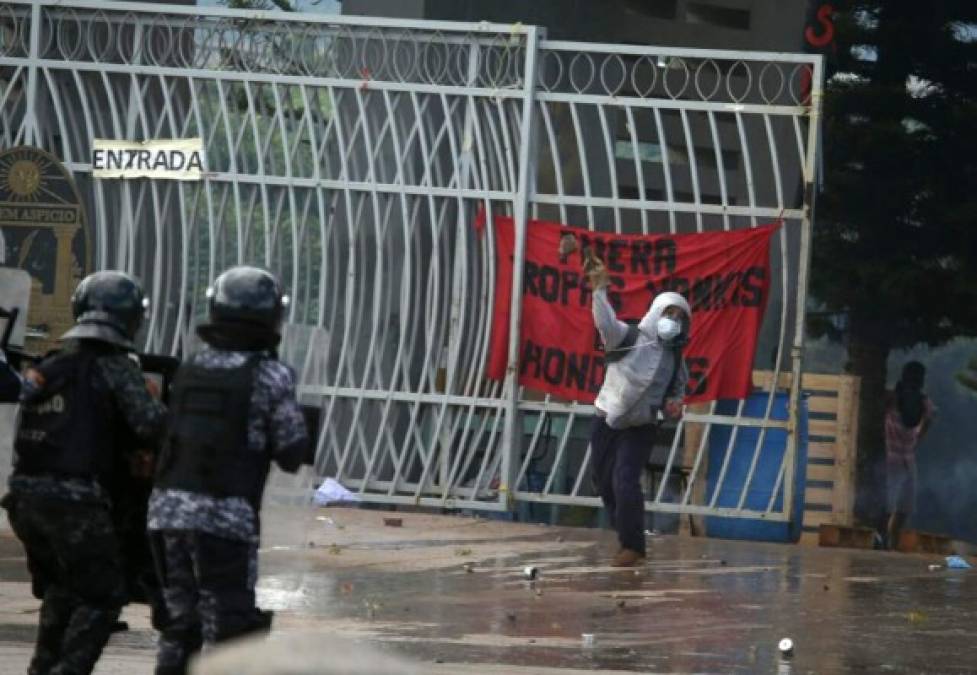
[92,138,205,180]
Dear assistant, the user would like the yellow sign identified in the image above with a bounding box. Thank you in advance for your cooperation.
[0,146,90,355]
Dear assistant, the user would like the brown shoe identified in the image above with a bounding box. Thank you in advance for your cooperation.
[611,548,645,567]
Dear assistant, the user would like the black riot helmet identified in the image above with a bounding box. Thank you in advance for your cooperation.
[206,266,288,336]
[61,270,148,350]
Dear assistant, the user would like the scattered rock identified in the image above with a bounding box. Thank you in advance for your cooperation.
[907,611,927,624]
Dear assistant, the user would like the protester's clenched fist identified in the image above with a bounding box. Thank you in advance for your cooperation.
[582,247,610,290]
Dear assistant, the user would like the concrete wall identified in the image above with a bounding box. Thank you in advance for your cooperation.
[344,0,809,52]
[342,0,426,20]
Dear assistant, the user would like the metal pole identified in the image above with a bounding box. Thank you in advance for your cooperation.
[439,43,481,496]
[23,1,41,145]
[500,26,541,511]
[784,55,824,523]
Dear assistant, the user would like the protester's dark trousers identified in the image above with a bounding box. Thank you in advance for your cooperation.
[590,417,656,556]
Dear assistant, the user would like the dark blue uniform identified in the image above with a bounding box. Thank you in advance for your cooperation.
[2,340,166,675]
[148,347,307,675]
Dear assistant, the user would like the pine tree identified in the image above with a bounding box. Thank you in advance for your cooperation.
[810,1,977,522]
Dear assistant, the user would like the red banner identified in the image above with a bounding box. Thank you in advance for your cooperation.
[486,216,779,404]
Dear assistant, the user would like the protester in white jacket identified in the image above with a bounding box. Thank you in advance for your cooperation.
[584,252,690,567]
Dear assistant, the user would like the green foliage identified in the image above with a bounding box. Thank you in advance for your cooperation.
[223,0,297,11]
[811,2,977,352]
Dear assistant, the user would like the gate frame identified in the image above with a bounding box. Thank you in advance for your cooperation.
[0,0,824,523]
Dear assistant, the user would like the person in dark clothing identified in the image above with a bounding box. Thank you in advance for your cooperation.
[109,354,181,628]
[148,266,309,675]
[584,250,690,567]
[884,361,934,549]
[1,270,167,675]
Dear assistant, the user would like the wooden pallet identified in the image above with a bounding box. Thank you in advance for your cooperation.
[818,523,876,549]
[679,371,860,543]
[896,529,954,555]
[754,371,860,545]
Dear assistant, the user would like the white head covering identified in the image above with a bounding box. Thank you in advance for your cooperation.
[638,291,692,339]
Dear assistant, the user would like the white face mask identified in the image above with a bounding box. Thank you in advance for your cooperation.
[657,316,682,342]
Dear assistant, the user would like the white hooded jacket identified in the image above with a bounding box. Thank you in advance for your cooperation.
[593,290,691,429]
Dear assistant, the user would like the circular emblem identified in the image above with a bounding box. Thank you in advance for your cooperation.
[6,159,42,198]
[0,146,91,356]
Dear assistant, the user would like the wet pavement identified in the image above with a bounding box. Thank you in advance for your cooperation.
[2,505,977,673]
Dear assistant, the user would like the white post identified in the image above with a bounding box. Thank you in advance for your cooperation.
[500,26,542,511]
[23,1,41,146]
[784,55,824,522]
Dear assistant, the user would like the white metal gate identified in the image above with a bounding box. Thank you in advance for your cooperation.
[0,0,822,521]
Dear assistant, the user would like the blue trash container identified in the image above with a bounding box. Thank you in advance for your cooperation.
[704,392,808,543]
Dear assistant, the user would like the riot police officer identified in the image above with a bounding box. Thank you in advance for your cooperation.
[148,266,309,675]
[1,270,167,675]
